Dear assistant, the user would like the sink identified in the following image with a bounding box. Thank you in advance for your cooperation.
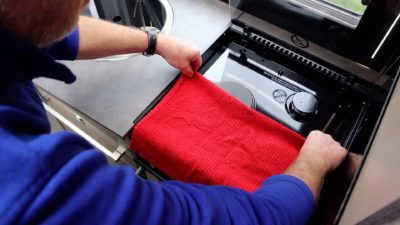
[84,0,174,60]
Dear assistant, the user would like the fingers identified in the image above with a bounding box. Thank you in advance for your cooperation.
[181,66,194,77]
[191,54,202,72]
[157,34,201,77]
[345,153,363,177]
[182,52,202,77]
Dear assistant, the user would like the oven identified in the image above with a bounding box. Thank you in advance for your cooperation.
[128,0,400,223]
[201,1,399,223]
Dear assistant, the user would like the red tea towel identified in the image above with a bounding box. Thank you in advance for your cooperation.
[130,73,305,191]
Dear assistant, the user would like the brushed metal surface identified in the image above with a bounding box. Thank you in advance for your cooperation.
[237,12,391,87]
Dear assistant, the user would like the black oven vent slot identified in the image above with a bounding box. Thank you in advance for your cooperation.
[249,33,350,85]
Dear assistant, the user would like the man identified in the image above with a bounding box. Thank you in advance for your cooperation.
[0,0,347,224]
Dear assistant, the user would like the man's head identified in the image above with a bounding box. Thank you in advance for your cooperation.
[0,0,88,47]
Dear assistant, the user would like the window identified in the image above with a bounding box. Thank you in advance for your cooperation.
[322,0,367,15]
[289,0,369,29]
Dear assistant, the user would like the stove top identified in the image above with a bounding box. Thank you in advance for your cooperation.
[202,39,365,144]
[205,47,326,136]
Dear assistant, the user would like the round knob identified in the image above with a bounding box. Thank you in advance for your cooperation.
[286,92,318,121]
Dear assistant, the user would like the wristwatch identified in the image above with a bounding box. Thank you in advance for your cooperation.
[140,26,160,56]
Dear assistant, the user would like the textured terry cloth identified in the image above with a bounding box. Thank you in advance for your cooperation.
[130,73,305,191]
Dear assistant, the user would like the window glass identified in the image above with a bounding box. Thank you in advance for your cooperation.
[322,0,367,15]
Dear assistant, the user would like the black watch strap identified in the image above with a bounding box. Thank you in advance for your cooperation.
[141,27,159,56]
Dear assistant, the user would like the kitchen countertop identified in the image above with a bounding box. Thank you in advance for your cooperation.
[35,0,231,137]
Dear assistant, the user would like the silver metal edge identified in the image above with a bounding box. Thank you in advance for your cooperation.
[237,12,391,86]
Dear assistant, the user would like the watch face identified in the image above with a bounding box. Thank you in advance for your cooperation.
[141,26,160,33]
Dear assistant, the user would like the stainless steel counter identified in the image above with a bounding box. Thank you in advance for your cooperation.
[35,0,231,136]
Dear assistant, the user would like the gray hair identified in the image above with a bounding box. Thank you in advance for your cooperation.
[0,0,81,47]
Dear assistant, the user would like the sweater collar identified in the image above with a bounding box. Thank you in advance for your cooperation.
[0,27,76,86]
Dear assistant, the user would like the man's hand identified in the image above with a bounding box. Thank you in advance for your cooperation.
[156,34,202,77]
[77,16,202,76]
[285,130,347,200]
[300,130,347,173]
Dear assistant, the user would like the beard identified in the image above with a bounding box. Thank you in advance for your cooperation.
[0,0,85,47]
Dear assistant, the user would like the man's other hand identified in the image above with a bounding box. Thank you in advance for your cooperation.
[285,130,347,200]
[300,130,348,174]
[156,34,202,77]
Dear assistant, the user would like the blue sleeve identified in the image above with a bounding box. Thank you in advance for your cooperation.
[0,81,314,225]
[18,149,315,225]
[254,175,315,224]
[45,27,79,60]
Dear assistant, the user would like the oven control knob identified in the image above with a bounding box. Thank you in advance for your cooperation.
[286,92,318,121]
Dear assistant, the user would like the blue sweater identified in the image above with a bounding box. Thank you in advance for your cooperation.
[0,27,314,225]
